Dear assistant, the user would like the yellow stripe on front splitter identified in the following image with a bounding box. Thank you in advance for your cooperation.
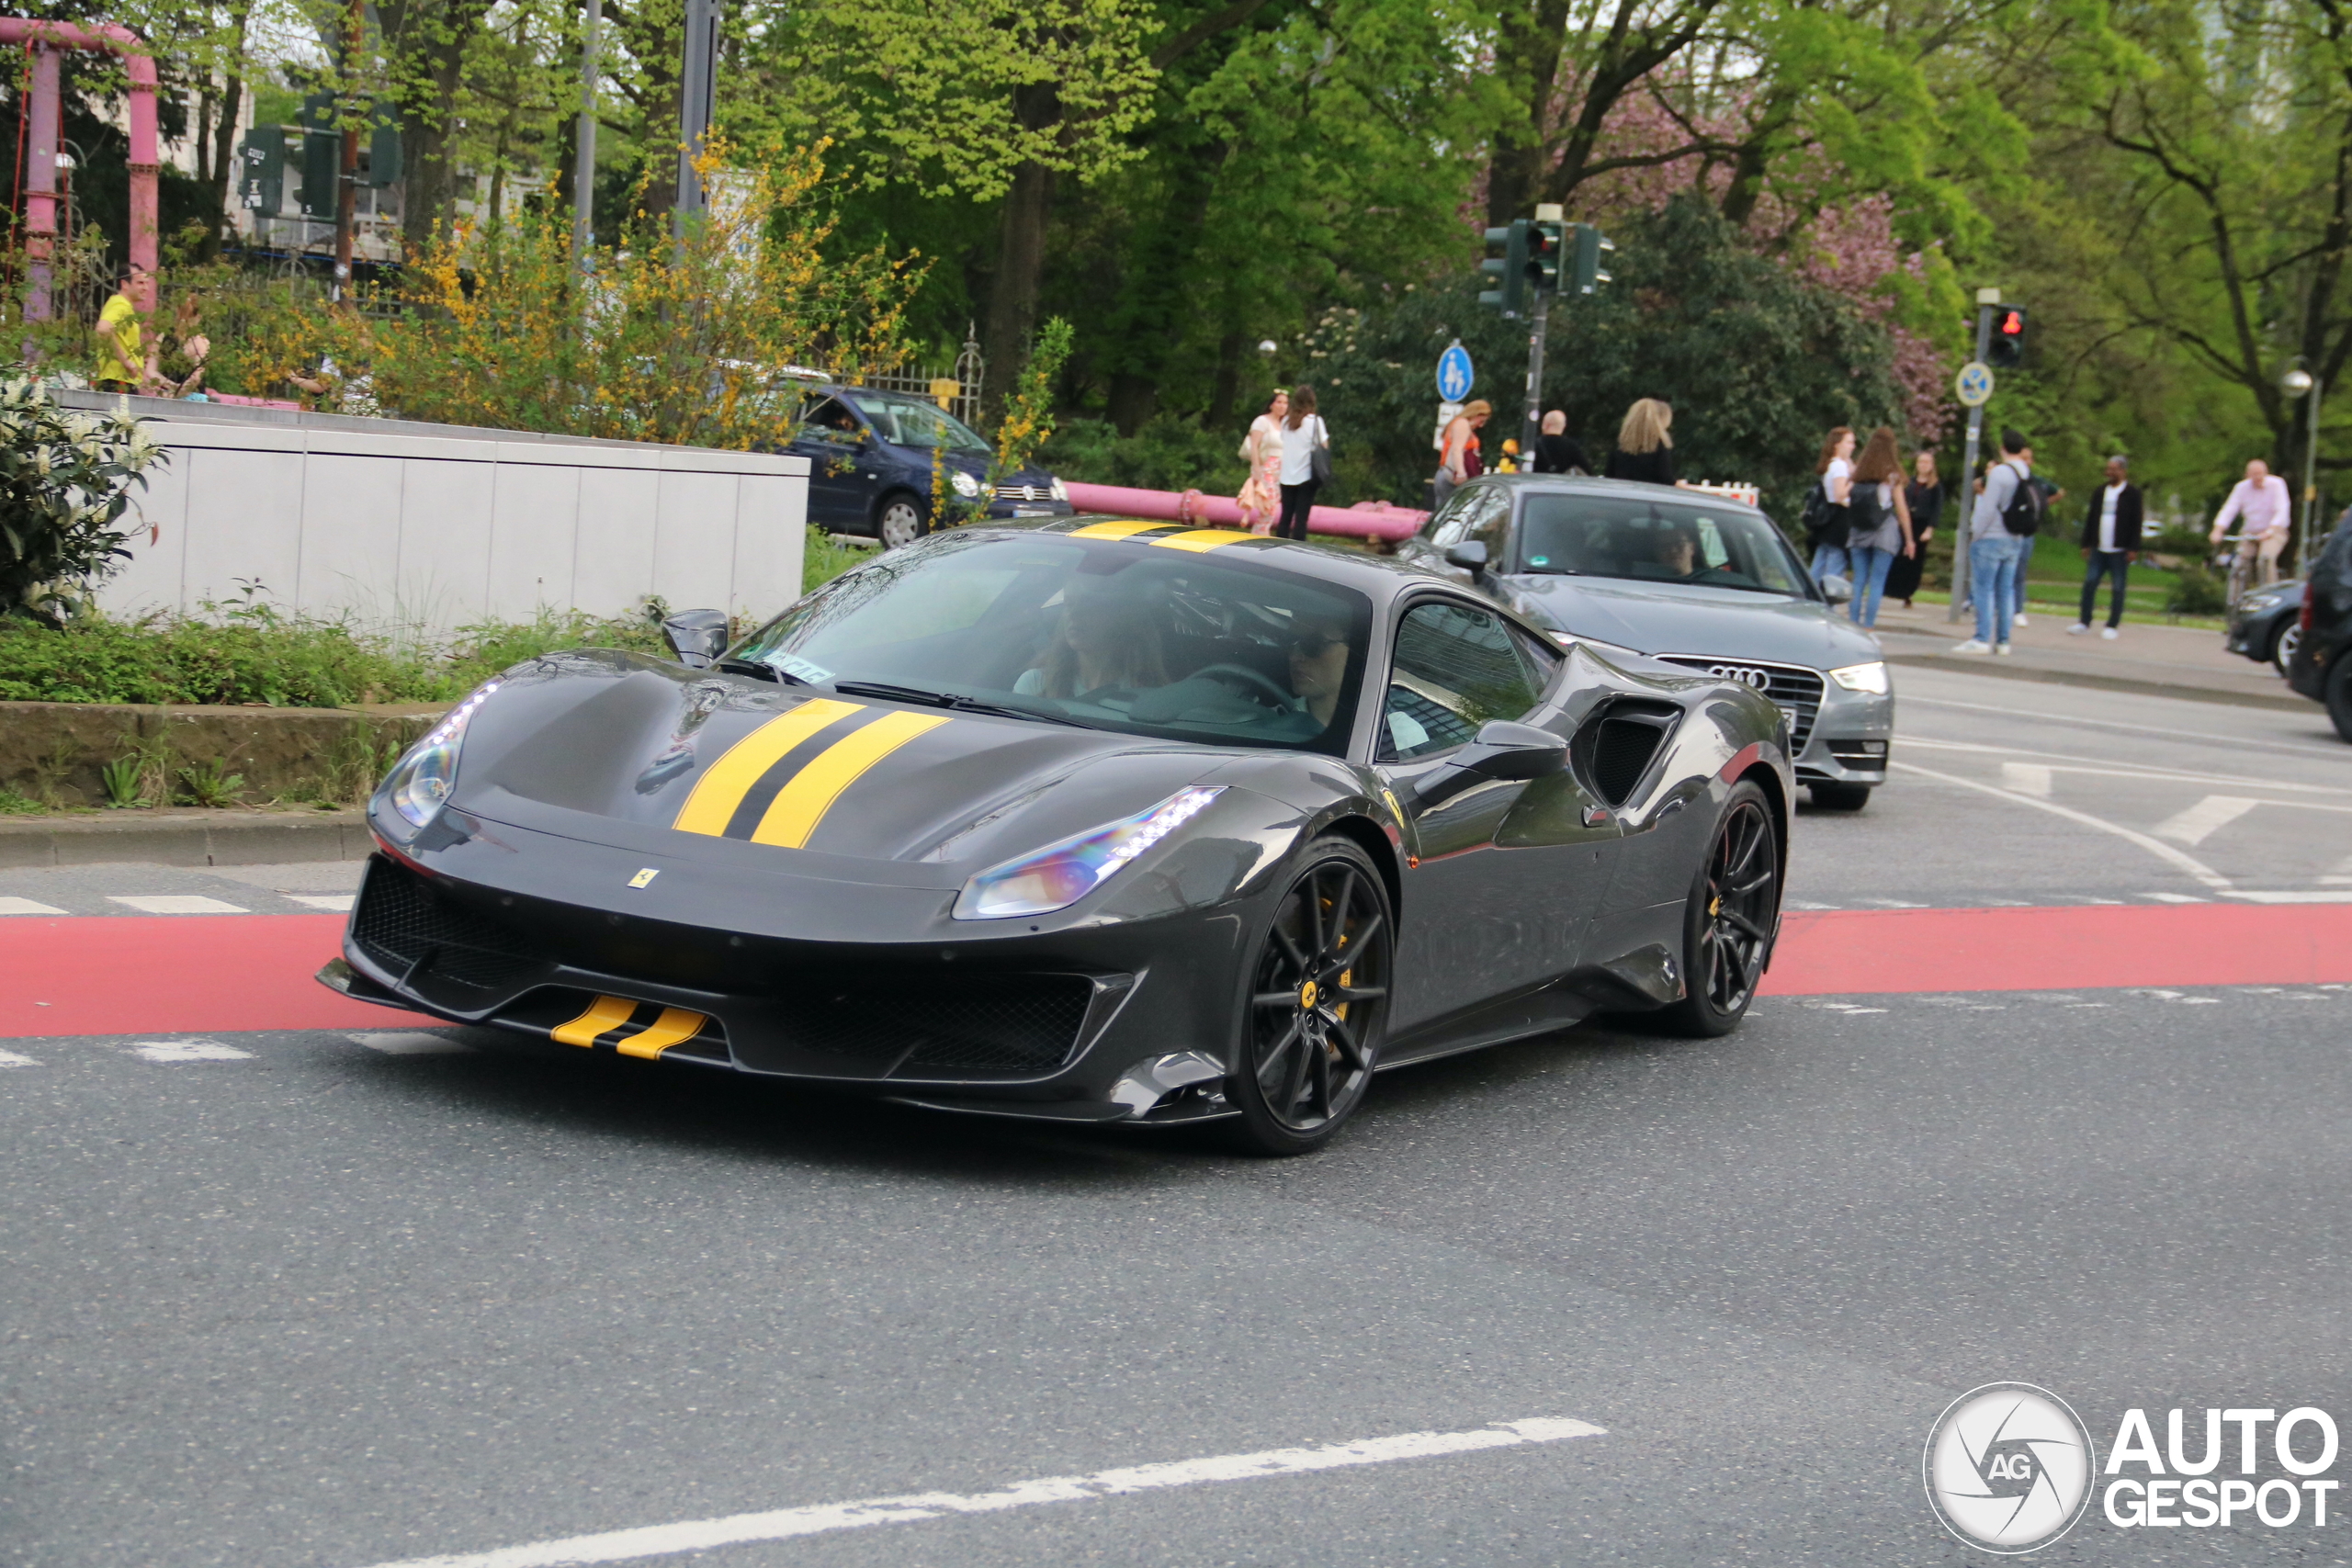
[751,710,952,849]
[552,994,637,1047]
[1069,519,1176,540]
[614,1007,708,1060]
[1150,528,1262,552]
[670,698,865,837]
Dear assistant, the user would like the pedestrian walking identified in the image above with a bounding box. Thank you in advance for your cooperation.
[1887,446,1941,607]
[2070,455,2143,639]
[1274,383,1330,542]
[1953,428,2035,655]
[1805,426,1857,586]
[1235,389,1288,535]
[2013,457,2062,628]
[1603,398,1678,485]
[1843,427,1916,628]
[1532,410,1590,475]
[1434,400,1488,507]
[92,265,145,394]
[2209,457,2293,588]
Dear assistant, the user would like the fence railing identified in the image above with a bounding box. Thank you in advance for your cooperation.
[851,330,986,428]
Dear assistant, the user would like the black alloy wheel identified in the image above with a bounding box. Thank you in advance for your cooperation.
[1657,780,1780,1037]
[1228,838,1393,1155]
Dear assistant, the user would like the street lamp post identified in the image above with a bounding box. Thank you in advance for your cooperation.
[2282,366,2321,570]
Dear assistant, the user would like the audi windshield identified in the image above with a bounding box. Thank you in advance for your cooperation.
[1516,493,1810,595]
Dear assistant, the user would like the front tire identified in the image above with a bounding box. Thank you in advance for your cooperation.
[2272,621,2302,678]
[876,492,929,551]
[1656,781,1781,1038]
[2327,651,2352,743]
[1808,781,1871,811]
[1227,838,1393,1156]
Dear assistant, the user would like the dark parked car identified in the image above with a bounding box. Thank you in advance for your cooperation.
[785,384,1071,548]
[1398,476,1894,811]
[2224,579,2304,676]
[322,518,1793,1154]
[2286,513,2352,740]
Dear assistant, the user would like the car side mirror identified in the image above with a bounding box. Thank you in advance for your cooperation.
[662,609,730,669]
[1819,573,1853,604]
[1444,540,1490,578]
[1406,719,1566,811]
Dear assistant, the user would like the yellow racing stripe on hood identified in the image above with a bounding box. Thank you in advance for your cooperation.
[750,709,952,849]
[1069,519,1177,539]
[671,698,865,837]
[1150,528,1263,552]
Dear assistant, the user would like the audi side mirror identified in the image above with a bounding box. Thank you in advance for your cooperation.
[1408,719,1566,812]
[1444,540,1490,578]
[662,609,730,669]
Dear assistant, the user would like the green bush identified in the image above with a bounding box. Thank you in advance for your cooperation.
[1041,415,1250,496]
[2165,561,2229,615]
[0,373,170,623]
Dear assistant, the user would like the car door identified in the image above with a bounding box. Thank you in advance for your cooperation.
[1374,594,1621,1033]
[787,395,880,528]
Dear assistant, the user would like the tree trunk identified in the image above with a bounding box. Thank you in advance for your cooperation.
[980,86,1061,425]
[385,0,493,254]
[1206,326,1245,428]
[207,3,253,261]
[1487,0,1571,226]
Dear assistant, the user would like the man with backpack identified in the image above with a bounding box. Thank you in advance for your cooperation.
[1954,428,2039,654]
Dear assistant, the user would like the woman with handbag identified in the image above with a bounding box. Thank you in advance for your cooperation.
[1843,426,1917,628]
[1235,389,1288,534]
[1275,384,1330,541]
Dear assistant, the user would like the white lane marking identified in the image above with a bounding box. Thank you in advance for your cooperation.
[0,1049,40,1067]
[350,1032,474,1055]
[2220,889,2352,904]
[344,1417,1607,1568]
[130,1040,254,1062]
[1901,736,2352,796]
[2154,795,2260,846]
[2143,892,2207,903]
[1890,761,2232,890]
[108,895,249,915]
[1898,693,2351,760]
[2000,761,2052,796]
[289,894,356,912]
[1859,897,1929,908]
[1786,899,1841,910]
[2322,875,2352,886]
[0,897,67,916]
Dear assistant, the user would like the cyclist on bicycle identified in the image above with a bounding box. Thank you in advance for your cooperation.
[2210,458,2293,591]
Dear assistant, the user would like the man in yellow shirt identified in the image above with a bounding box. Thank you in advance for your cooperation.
[94,265,145,392]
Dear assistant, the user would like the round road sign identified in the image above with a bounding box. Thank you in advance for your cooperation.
[1437,342,1474,402]
[1955,361,1994,407]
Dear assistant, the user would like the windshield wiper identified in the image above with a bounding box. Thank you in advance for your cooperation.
[717,658,795,683]
[830,680,1098,728]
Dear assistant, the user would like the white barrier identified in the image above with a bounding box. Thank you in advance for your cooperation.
[86,404,808,641]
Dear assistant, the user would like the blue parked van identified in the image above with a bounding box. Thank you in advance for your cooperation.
[785,383,1071,548]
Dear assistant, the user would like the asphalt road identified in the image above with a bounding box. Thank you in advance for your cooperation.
[3,664,2349,1567]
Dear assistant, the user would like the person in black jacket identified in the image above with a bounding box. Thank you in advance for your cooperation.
[2071,455,2143,638]
[1603,398,1679,485]
[1532,409,1590,474]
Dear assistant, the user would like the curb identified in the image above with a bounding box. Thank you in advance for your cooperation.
[0,810,372,869]
[1882,654,2314,714]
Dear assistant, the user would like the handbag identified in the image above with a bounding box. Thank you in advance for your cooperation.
[1309,430,1334,487]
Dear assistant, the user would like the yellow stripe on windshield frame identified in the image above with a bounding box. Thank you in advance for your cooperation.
[1149,528,1263,553]
[671,699,864,837]
[1069,519,1178,540]
[750,710,953,849]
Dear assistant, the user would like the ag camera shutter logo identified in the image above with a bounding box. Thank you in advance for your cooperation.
[1924,1382,2097,1553]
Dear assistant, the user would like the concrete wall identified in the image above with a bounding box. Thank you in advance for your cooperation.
[91,409,808,640]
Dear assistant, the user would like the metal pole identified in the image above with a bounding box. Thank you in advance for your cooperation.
[1948,297,1998,624]
[673,0,717,230]
[1522,289,1549,463]
[572,0,599,275]
[24,45,58,322]
[332,0,362,300]
[2301,378,2322,571]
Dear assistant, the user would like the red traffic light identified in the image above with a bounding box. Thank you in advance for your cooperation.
[1986,303,2028,367]
[1997,310,2024,336]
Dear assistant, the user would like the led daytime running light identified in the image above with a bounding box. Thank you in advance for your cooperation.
[382,679,501,832]
[955,786,1224,920]
[1828,660,1890,694]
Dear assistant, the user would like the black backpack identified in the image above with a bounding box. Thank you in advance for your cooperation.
[1846,481,1886,544]
[1998,464,2043,536]
[1800,480,1843,547]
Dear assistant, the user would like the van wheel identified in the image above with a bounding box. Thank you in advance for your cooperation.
[876,493,928,551]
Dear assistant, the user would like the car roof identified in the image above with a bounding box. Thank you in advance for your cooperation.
[1467,473,1773,520]
[954,515,1467,604]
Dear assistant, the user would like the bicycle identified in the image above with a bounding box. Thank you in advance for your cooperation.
[2211,528,2256,612]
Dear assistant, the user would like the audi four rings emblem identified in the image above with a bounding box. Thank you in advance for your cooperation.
[1706,664,1772,690]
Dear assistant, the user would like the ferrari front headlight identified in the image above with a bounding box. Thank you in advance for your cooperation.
[1828,660,1890,695]
[954,786,1224,919]
[376,679,501,837]
[950,469,983,498]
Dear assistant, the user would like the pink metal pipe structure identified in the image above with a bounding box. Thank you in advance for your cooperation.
[6,18,160,321]
[1060,481,1425,543]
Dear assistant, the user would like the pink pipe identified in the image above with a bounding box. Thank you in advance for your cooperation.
[1062,481,1426,543]
[4,19,160,318]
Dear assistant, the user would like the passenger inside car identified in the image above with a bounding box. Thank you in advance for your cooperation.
[1015,579,1170,700]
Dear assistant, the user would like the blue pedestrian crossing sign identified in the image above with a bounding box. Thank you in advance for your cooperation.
[1955,361,1995,407]
[1437,342,1474,401]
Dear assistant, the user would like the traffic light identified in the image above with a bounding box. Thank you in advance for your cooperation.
[1986,304,2029,367]
[1572,224,1614,294]
[1480,220,1529,317]
[236,127,286,216]
[1529,220,1566,294]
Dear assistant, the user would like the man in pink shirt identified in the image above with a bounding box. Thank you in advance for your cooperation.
[2210,458,2293,587]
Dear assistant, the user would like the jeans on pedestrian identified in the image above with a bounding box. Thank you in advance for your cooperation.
[2080,550,2129,627]
[1848,545,1898,626]
[1431,469,1457,512]
[1970,535,2022,644]
[1275,480,1320,541]
[1810,540,1850,587]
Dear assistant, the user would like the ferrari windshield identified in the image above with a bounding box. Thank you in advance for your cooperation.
[1516,492,1809,595]
[729,532,1374,755]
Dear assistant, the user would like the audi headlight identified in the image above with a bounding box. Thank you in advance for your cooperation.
[1049,475,1069,502]
[1828,660,1891,695]
[954,787,1224,919]
[376,680,501,838]
[950,469,982,498]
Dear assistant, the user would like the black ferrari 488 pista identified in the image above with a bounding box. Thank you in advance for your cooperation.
[322,517,1793,1152]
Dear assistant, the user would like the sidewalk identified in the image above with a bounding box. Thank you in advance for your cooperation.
[1865,599,2306,711]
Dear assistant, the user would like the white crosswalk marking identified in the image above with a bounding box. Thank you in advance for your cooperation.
[107,895,250,915]
[0,897,67,916]
[130,1040,254,1062]
[350,1032,474,1055]
[0,1049,40,1067]
[2154,795,2259,847]
[2000,761,2052,796]
[2143,892,2206,903]
[289,894,356,911]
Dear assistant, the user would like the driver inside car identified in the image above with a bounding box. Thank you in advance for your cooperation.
[1651,521,1705,580]
[1285,615,1354,731]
